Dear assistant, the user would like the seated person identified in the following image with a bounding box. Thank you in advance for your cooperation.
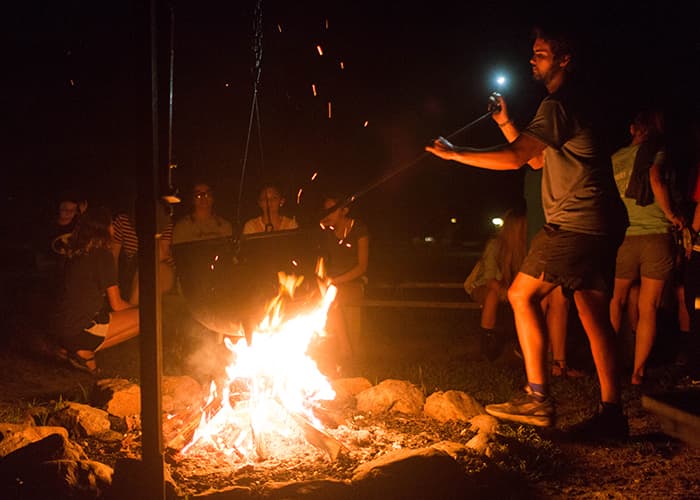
[464,207,527,359]
[112,199,175,304]
[172,182,233,244]
[242,182,298,234]
[54,207,139,374]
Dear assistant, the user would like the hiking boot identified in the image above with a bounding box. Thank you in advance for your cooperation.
[485,388,555,427]
[565,404,629,443]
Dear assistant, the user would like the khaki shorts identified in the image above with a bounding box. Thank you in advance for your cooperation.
[615,233,674,281]
[520,224,623,296]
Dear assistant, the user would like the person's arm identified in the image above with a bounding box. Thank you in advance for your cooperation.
[649,162,682,228]
[106,285,135,311]
[425,132,546,171]
[491,94,520,143]
[330,236,369,285]
[491,94,544,169]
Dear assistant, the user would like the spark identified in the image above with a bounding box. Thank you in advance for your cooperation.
[325,19,329,30]
[339,61,345,70]
[225,83,230,87]
[311,172,318,181]
[328,101,332,119]
[311,84,317,96]
[316,45,323,56]
[292,260,298,267]
[296,188,303,204]
[277,24,282,32]
[210,264,215,271]
[363,120,369,127]
[69,79,75,86]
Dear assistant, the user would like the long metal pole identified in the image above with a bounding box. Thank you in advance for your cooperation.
[136,0,165,498]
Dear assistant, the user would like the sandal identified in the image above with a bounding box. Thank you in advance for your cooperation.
[68,351,98,375]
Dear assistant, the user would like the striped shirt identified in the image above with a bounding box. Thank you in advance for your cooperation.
[112,213,173,258]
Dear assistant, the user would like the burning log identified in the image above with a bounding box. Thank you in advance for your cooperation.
[274,397,347,461]
[163,396,222,452]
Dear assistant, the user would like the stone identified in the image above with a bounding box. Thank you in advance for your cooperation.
[355,379,424,415]
[423,390,485,422]
[329,377,372,405]
[0,423,69,458]
[431,440,469,460]
[468,414,499,436]
[351,447,468,498]
[47,402,111,437]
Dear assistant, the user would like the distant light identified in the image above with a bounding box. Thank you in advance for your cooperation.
[424,236,435,243]
[224,83,230,87]
[492,217,504,228]
[316,45,323,56]
[496,75,506,86]
[450,217,457,224]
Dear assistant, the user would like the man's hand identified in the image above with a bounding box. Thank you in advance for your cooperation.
[490,93,510,126]
[425,136,456,160]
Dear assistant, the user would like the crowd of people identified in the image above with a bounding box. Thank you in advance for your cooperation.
[427,24,700,441]
[25,23,698,445]
[36,180,370,376]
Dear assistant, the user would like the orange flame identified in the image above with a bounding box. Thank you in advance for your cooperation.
[181,271,337,461]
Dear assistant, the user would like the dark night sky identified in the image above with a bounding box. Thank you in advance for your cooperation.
[5,1,699,246]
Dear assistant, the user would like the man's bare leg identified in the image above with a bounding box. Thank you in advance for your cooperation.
[573,289,620,403]
[507,273,558,386]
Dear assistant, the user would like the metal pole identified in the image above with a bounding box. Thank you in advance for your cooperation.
[135,0,165,498]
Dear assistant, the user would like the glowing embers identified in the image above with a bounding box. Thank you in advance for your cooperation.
[179,273,340,462]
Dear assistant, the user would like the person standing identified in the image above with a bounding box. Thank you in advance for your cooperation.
[609,110,683,386]
[426,26,629,439]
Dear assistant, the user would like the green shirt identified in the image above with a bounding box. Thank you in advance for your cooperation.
[612,143,670,235]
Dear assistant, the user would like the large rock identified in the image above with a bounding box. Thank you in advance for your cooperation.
[423,390,485,422]
[95,376,204,419]
[0,432,112,497]
[262,479,353,499]
[0,423,69,458]
[355,379,424,415]
[351,447,468,499]
[47,402,111,437]
[329,377,373,406]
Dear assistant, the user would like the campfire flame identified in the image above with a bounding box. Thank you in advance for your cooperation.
[180,271,339,462]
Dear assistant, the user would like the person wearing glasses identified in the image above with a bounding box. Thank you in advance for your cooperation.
[172,182,233,244]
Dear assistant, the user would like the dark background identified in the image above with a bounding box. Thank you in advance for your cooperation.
[4,1,700,280]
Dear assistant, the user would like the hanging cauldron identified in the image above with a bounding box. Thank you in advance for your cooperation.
[171,228,321,336]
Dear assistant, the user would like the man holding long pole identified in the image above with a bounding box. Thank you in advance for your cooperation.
[426,25,629,441]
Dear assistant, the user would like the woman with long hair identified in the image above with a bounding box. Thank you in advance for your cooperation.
[55,207,139,373]
[464,207,527,358]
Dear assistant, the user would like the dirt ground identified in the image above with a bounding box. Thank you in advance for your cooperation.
[2,270,700,499]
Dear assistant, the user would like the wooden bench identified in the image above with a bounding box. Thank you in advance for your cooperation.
[357,282,481,310]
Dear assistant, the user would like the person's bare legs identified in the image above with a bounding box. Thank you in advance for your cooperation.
[610,278,634,334]
[480,279,502,330]
[547,286,570,364]
[507,273,558,386]
[574,289,620,403]
[96,308,140,351]
[632,277,665,384]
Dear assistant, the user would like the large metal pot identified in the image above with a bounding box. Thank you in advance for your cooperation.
[171,229,320,336]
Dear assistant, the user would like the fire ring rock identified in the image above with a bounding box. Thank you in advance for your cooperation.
[355,379,425,415]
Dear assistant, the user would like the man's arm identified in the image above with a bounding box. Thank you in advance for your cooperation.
[425,133,546,171]
[492,94,544,169]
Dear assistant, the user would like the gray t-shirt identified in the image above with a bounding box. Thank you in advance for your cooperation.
[522,90,628,236]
